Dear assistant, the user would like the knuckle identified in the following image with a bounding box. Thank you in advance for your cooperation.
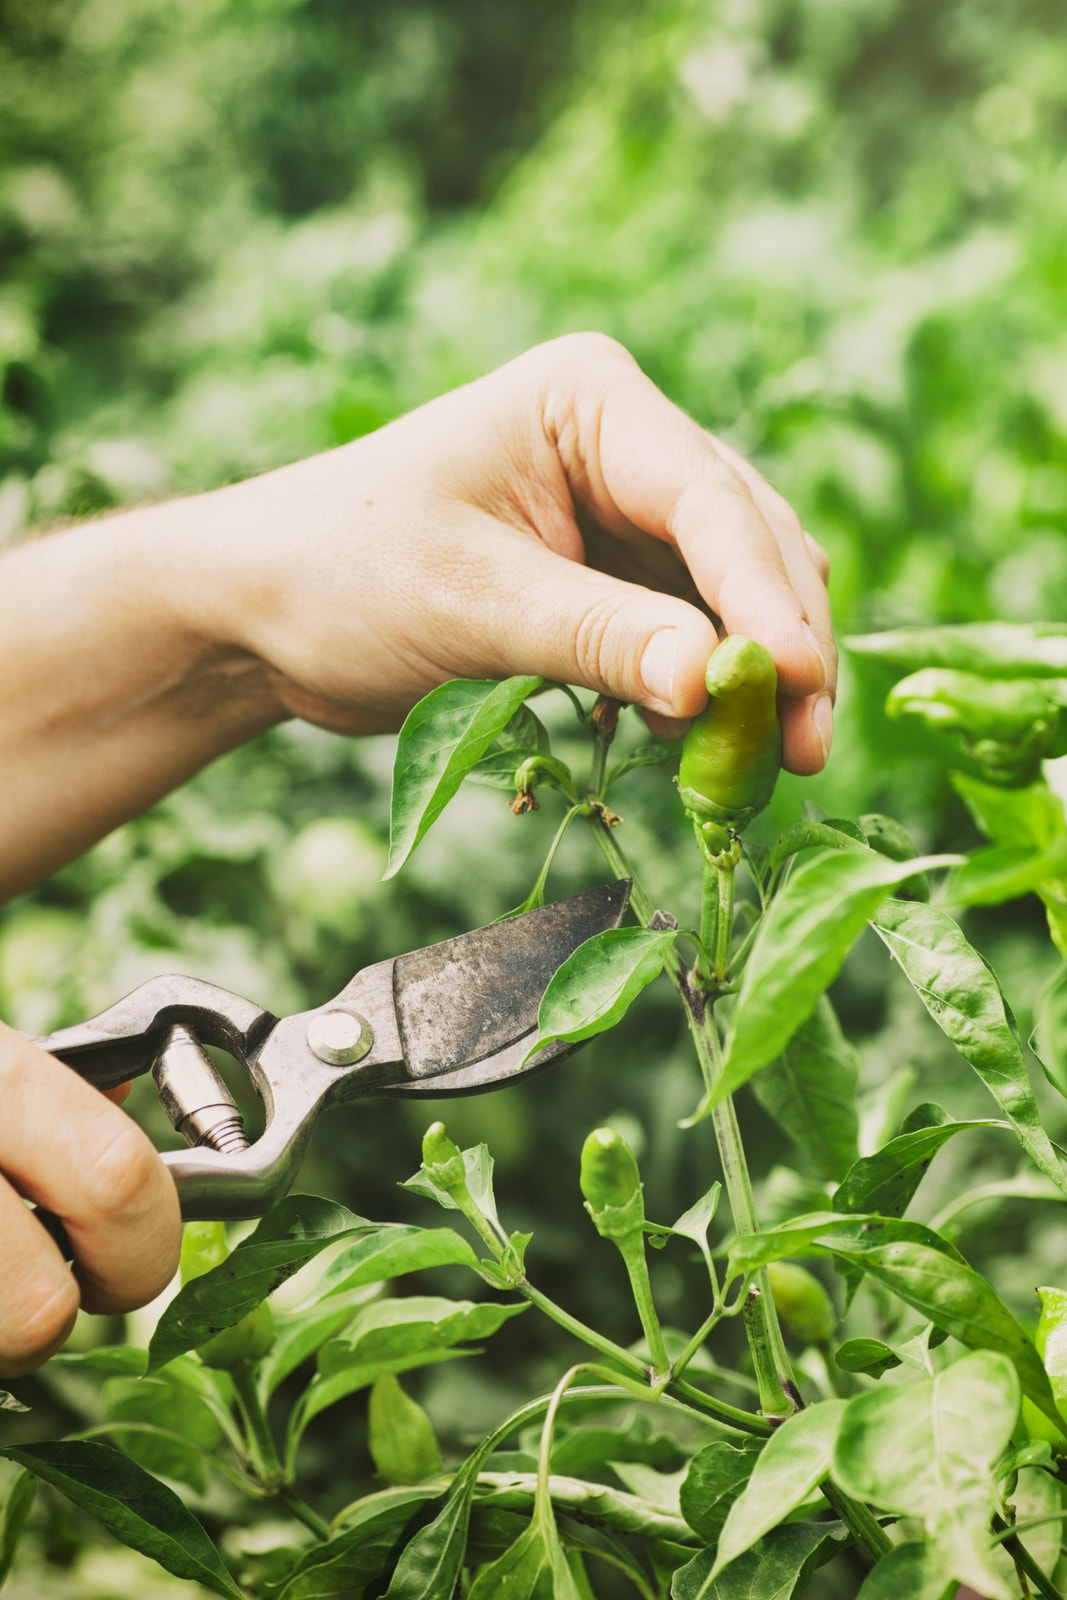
[551,330,635,370]
[0,1273,79,1375]
[572,590,631,688]
[81,1119,163,1223]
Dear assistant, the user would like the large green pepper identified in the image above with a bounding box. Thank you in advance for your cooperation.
[678,636,782,834]
[885,668,1067,786]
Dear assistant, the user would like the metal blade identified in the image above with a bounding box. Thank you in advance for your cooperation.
[390,879,631,1081]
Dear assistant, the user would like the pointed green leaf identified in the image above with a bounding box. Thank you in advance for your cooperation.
[845,622,1067,678]
[1031,965,1067,1102]
[710,1402,845,1578]
[276,1487,444,1600]
[382,1470,477,1599]
[369,1374,442,1486]
[0,1441,242,1599]
[750,998,860,1183]
[148,1196,376,1371]
[855,1542,958,1600]
[0,1470,35,1587]
[386,676,543,877]
[832,1105,1007,1218]
[833,1338,902,1379]
[679,1439,763,1543]
[306,1228,481,1304]
[870,899,1067,1194]
[691,852,958,1117]
[671,1521,843,1600]
[527,927,677,1055]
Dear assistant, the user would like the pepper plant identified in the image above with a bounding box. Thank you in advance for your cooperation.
[6,626,1067,1597]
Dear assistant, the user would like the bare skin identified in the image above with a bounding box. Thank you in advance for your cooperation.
[0,333,835,1375]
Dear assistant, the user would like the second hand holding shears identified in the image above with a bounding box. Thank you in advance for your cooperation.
[35,880,631,1221]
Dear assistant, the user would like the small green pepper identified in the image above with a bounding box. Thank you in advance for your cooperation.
[678,636,782,837]
[766,1261,836,1345]
[886,668,1067,786]
[579,1128,642,1215]
[422,1121,462,1171]
[179,1221,274,1371]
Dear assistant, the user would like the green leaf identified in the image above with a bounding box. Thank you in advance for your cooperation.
[319,1297,527,1375]
[527,927,677,1055]
[386,676,543,877]
[831,1104,1007,1218]
[649,1184,722,1279]
[870,899,1067,1194]
[952,771,1066,850]
[709,1401,845,1578]
[382,1469,477,1599]
[148,1195,375,1371]
[466,1509,581,1600]
[0,1441,242,1600]
[467,703,552,789]
[550,1416,682,1479]
[833,1338,902,1379]
[678,1440,764,1543]
[307,1227,481,1303]
[257,1302,366,1402]
[833,1351,1020,1599]
[750,998,860,1184]
[102,1375,222,1494]
[369,1374,442,1486]
[0,1471,35,1588]
[855,1542,957,1600]
[402,1144,503,1236]
[689,852,958,1117]
[50,1346,148,1376]
[1031,965,1067,1101]
[766,820,869,878]
[605,742,679,790]
[671,1520,843,1600]
[845,622,1067,678]
[945,840,1067,906]
[0,1393,28,1414]
[294,1350,472,1440]
[277,1487,445,1599]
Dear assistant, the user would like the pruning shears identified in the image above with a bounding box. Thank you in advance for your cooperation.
[34,880,631,1221]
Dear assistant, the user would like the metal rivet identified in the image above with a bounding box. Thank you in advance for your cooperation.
[307,1009,373,1067]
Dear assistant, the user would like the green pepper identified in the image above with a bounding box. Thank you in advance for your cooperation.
[766,1261,836,1345]
[179,1221,274,1370]
[422,1121,462,1171]
[579,1128,642,1216]
[678,636,781,837]
[1021,1285,1067,1444]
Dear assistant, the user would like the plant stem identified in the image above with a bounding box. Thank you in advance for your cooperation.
[518,1279,772,1436]
[277,1486,331,1541]
[231,1362,283,1487]
[615,1231,670,1379]
[993,1515,1065,1600]
[714,863,735,980]
[696,828,719,983]
[819,1483,891,1564]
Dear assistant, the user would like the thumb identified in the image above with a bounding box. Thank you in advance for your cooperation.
[478,533,718,718]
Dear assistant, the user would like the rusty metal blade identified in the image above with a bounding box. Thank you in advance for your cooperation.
[390,879,631,1081]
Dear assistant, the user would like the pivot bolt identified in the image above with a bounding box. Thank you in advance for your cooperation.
[307,1009,373,1067]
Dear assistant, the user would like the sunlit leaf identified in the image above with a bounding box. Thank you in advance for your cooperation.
[386,676,543,877]
[832,1103,1006,1218]
[672,1520,843,1599]
[527,927,677,1055]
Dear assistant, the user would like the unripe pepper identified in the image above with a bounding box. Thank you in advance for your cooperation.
[579,1128,667,1377]
[766,1261,836,1345]
[180,1220,274,1370]
[678,637,782,836]
[580,1128,642,1216]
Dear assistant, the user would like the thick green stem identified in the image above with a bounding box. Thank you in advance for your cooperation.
[231,1362,283,1487]
[714,864,735,980]
[696,826,719,983]
[820,1483,891,1564]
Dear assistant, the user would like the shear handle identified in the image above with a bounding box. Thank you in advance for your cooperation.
[35,976,277,1092]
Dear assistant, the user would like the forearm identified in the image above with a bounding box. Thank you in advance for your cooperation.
[0,502,283,901]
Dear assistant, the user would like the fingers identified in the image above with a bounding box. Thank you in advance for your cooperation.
[536,335,835,769]
[0,1024,181,1373]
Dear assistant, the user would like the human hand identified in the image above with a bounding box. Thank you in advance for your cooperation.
[0,1022,180,1377]
[206,333,834,772]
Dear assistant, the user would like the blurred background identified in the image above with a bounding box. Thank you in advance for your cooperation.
[3,0,1067,1591]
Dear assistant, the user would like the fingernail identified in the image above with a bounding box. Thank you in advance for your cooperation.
[640,629,679,710]
[800,620,826,684]
[814,693,834,762]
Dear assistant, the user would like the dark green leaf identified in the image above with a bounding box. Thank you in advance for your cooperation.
[369,1374,442,1486]
[767,821,869,878]
[709,1402,844,1577]
[472,1472,695,1542]
[833,1351,1018,1598]
[319,1297,527,1376]
[466,1511,579,1600]
[551,1416,682,1480]
[689,851,957,1118]
[833,1338,902,1378]
[148,1195,375,1371]
[257,1303,365,1402]
[750,998,860,1183]
[382,1469,477,1599]
[527,927,677,1055]
[678,1440,763,1543]
[0,1441,242,1599]
[276,1487,443,1600]
[831,1106,1006,1218]
[386,676,543,877]
[871,899,1067,1194]
[0,1471,35,1587]
[468,704,551,789]
[671,1521,843,1600]
[466,745,549,790]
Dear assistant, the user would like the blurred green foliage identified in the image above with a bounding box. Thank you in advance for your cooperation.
[5,0,1067,1588]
